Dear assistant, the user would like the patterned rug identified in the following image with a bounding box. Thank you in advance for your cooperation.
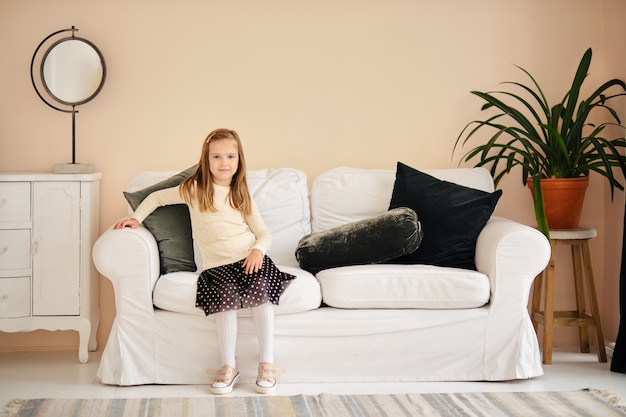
[2,389,626,417]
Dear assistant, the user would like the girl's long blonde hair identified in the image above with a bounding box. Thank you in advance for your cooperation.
[179,128,252,215]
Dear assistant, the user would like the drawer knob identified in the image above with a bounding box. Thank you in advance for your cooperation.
[0,246,8,255]
[0,198,6,208]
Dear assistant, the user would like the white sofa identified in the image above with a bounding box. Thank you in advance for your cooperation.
[93,166,551,386]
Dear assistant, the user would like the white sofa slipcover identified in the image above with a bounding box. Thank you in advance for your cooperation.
[93,167,550,386]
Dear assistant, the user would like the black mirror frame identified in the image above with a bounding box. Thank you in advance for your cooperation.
[39,36,106,107]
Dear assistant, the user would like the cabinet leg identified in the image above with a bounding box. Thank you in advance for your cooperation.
[88,322,98,352]
[77,322,91,364]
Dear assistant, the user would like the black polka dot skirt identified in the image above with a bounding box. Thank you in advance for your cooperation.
[196,255,296,316]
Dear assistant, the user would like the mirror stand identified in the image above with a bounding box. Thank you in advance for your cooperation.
[52,106,93,174]
[30,26,105,174]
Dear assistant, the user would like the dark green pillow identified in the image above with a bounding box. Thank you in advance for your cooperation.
[295,207,422,274]
[388,162,502,270]
[123,165,198,274]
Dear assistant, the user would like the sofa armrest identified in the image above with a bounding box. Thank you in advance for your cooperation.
[92,222,161,315]
[475,216,550,307]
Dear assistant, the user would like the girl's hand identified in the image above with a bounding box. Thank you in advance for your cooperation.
[243,249,263,275]
[114,218,140,230]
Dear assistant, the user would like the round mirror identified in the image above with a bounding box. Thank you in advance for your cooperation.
[41,37,106,106]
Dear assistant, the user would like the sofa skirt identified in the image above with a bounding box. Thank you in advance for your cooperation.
[97,305,543,386]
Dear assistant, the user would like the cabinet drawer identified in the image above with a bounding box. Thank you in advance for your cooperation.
[0,277,31,318]
[0,182,31,226]
[0,230,31,270]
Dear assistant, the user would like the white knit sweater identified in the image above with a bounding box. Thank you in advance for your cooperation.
[131,184,272,269]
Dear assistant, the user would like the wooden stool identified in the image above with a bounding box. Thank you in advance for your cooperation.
[531,226,606,364]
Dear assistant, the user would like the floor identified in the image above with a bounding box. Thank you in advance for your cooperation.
[1,348,625,410]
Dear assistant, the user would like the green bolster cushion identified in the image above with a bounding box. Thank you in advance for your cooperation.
[295,207,423,274]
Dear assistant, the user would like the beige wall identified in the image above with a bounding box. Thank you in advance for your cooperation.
[1,0,625,352]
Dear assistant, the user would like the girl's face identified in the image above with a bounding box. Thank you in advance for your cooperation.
[208,138,239,186]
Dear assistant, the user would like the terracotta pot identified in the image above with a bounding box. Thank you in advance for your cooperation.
[527,177,589,230]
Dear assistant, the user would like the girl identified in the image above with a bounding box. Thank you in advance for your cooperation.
[114,128,295,395]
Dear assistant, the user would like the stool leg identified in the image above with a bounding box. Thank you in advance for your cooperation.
[571,243,590,353]
[542,241,556,365]
[531,270,544,335]
[581,241,607,363]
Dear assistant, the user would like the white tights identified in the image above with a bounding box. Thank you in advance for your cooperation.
[215,302,274,368]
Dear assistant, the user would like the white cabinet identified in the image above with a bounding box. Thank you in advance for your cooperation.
[0,173,101,363]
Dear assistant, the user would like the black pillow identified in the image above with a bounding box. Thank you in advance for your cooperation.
[123,165,198,274]
[387,162,502,270]
[295,207,422,275]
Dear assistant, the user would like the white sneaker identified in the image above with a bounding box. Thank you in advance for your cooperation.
[255,362,284,394]
[208,365,240,395]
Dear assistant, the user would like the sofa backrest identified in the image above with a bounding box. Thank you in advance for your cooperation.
[310,167,495,233]
[247,168,311,266]
[127,168,310,268]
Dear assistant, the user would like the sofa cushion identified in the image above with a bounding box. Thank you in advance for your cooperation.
[246,169,311,267]
[310,166,495,233]
[316,264,490,309]
[388,162,502,270]
[153,266,322,316]
[295,207,422,274]
[124,166,197,274]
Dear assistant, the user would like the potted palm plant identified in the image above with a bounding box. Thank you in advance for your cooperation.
[454,48,626,238]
